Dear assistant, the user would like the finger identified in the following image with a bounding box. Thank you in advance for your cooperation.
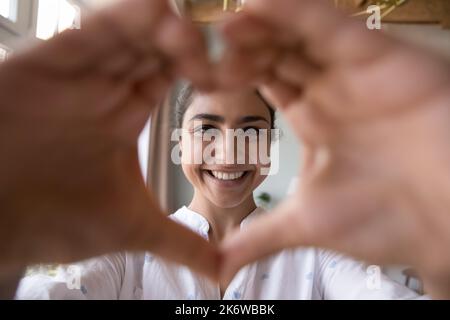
[259,80,302,109]
[152,15,214,90]
[278,100,330,147]
[102,0,213,89]
[293,172,410,265]
[220,197,307,284]
[245,0,391,65]
[220,12,278,48]
[110,72,172,141]
[151,216,222,281]
[99,0,171,53]
[274,51,318,88]
[260,79,340,155]
[111,93,153,143]
[216,45,279,89]
[97,49,138,78]
[136,72,173,107]
[123,55,165,83]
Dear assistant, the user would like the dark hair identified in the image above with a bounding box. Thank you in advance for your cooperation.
[174,83,276,129]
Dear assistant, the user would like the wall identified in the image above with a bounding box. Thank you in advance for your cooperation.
[383,23,450,59]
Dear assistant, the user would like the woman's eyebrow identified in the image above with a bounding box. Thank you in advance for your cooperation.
[238,116,270,124]
[189,114,225,123]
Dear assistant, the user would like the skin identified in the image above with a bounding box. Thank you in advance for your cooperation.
[0,0,220,287]
[218,0,450,298]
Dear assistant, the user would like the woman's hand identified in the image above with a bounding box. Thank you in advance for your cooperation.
[0,0,220,280]
[219,0,450,297]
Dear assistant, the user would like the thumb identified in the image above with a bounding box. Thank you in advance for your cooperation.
[220,197,309,285]
[148,216,222,282]
[125,190,221,282]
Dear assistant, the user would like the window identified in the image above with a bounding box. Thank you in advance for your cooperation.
[0,44,11,62]
[138,120,151,181]
[0,0,18,22]
[36,0,81,40]
[0,1,35,44]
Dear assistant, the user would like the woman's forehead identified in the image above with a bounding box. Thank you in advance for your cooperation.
[185,90,271,120]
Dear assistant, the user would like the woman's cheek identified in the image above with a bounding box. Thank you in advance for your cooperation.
[180,138,202,187]
[259,132,273,176]
[180,134,204,165]
[247,137,259,165]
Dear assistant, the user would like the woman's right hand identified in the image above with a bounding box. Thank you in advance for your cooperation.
[0,0,220,281]
[219,0,450,298]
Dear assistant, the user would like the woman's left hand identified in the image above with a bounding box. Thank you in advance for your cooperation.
[0,0,220,280]
[219,0,450,298]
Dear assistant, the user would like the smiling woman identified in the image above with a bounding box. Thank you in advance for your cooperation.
[174,84,274,218]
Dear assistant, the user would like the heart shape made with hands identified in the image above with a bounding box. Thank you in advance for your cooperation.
[2,0,450,297]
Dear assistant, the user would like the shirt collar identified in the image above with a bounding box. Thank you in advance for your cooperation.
[172,206,265,237]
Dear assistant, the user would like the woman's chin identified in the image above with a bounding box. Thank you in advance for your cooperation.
[202,169,253,191]
[194,168,258,208]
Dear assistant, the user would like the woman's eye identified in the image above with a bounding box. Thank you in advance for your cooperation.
[193,125,218,137]
[193,125,213,133]
[243,127,261,135]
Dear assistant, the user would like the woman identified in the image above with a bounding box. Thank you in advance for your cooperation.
[16,85,423,299]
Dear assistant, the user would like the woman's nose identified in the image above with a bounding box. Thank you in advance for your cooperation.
[212,130,241,165]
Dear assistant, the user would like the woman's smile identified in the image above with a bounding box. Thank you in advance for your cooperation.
[178,88,274,209]
[201,167,254,189]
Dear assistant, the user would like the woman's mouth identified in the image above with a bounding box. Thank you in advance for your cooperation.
[209,170,246,180]
[203,169,251,187]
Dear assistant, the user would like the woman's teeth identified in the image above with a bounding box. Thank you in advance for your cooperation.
[210,171,245,181]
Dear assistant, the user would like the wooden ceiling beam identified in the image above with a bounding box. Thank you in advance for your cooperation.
[335,0,450,28]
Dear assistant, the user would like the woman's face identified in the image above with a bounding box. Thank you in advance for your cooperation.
[180,90,272,209]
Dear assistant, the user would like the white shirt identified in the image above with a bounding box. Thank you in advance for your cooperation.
[16,206,423,300]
